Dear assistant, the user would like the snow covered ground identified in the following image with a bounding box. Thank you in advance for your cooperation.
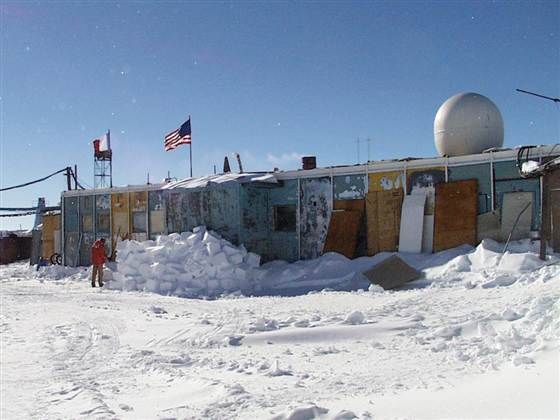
[1,232,559,419]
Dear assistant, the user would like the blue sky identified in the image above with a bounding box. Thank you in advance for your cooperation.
[1,1,559,230]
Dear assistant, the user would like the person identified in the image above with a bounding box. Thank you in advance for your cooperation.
[91,238,107,287]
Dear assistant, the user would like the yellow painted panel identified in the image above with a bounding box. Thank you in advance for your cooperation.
[111,193,130,239]
[368,171,405,192]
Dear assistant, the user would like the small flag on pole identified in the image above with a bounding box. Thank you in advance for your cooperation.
[164,118,191,151]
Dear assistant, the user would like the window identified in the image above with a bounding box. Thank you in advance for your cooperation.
[273,205,296,232]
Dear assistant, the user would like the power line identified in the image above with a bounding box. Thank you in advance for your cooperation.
[0,168,69,192]
[516,89,560,103]
[0,211,36,217]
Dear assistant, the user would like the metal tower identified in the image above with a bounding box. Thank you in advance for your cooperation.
[93,130,113,189]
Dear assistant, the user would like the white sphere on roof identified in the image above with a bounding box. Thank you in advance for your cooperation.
[434,92,504,157]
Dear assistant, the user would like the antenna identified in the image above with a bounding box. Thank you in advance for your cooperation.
[516,89,560,103]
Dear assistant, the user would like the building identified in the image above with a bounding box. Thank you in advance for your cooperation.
[60,144,559,266]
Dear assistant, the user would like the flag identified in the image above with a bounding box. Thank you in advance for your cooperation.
[165,118,191,151]
[99,131,111,152]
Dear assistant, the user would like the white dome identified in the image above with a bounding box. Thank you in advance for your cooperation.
[434,92,504,157]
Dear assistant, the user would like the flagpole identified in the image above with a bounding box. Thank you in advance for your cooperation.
[189,115,192,178]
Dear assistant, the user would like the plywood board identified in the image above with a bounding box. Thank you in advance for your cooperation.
[363,255,421,290]
[366,190,403,255]
[500,192,533,241]
[323,210,362,258]
[399,192,426,253]
[42,214,60,259]
[433,179,478,252]
[111,193,130,240]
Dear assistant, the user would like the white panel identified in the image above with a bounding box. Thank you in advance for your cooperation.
[422,215,434,253]
[501,192,533,241]
[399,192,426,253]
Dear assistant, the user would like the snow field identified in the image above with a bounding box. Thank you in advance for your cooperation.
[2,232,559,418]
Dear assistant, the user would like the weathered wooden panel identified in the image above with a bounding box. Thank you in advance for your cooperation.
[111,192,130,240]
[323,210,362,258]
[129,191,148,241]
[449,163,492,214]
[148,190,166,238]
[42,214,60,259]
[368,170,405,192]
[366,189,403,255]
[333,174,366,200]
[433,180,478,252]
[300,177,332,260]
[334,199,366,256]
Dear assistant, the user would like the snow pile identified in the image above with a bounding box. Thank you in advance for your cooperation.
[108,226,261,297]
[424,239,559,288]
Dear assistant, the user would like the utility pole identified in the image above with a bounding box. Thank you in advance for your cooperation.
[65,167,72,191]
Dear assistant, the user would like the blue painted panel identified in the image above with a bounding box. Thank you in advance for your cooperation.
[206,185,240,244]
[184,190,203,231]
[268,180,299,262]
[495,178,540,230]
[95,194,111,234]
[79,195,95,233]
[494,160,522,180]
[449,163,492,214]
[166,190,188,234]
[300,177,332,260]
[239,185,270,258]
[333,174,366,200]
[64,196,79,232]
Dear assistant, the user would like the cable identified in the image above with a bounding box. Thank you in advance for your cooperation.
[0,168,68,192]
[0,206,37,211]
[0,211,36,217]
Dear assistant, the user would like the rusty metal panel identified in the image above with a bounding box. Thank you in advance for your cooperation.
[333,174,366,200]
[323,210,362,258]
[300,177,332,260]
[111,192,130,240]
[333,199,366,256]
[433,179,478,252]
[366,190,403,255]
[368,170,405,192]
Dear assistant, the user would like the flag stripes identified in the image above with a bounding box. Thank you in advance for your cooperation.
[164,118,191,151]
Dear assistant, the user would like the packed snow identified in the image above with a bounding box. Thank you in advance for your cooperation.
[1,228,559,419]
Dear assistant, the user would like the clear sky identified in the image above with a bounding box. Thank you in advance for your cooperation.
[1,0,559,230]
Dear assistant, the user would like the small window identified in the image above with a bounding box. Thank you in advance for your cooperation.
[274,205,296,232]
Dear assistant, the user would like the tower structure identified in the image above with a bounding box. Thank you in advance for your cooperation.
[93,130,113,189]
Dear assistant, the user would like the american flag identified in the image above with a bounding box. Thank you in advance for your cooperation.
[164,118,191,151]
